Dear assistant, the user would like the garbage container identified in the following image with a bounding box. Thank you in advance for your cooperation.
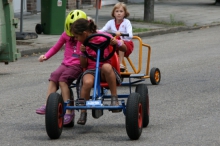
[35,0,67,35]
[0,0,20,64]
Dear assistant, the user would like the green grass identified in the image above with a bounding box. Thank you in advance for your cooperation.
[133,27,150,33]
[151,20,185,26]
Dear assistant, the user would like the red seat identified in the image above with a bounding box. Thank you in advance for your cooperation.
[100,46,120,87]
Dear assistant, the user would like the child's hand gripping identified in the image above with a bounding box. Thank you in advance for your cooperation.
[110,37,123,48]
[115,31,121,37]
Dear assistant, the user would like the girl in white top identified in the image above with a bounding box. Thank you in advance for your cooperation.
[99,2,134,71]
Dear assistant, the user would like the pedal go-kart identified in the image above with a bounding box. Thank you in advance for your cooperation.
[45,33,160,140]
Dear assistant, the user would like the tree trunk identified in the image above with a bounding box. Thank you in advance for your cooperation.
[216,0,220,5]
[144,0,154,22]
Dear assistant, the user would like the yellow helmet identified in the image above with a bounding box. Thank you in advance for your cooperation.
[65,10,87,36]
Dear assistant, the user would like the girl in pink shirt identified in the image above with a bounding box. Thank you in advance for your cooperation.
[70,18,127,125]
[36,10,87,126]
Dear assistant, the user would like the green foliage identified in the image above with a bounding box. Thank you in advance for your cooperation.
[133,27,150,33]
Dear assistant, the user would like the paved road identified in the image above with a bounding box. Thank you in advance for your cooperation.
[1,26,220,145]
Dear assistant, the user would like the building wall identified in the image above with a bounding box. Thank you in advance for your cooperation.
[127,0,144,3]
[67,0,82,9]
[13,0,27,13]
[25,0,120,13]
[82,0,95,5]
[27,0,36,13]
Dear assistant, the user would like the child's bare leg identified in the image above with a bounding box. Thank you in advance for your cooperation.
[59,81,72,114]
[119,51,125,65]
[101,64,117,96]
[46,81,57,103]
[77,74,94,125]
[119,51,126,72]
[36,81,57,114]
[80,74,94,112]
[101,64,120,113]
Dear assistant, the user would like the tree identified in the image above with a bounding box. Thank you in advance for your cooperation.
[216,0,220,5]
[144,0,154,22]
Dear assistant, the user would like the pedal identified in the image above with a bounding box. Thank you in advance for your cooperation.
[75,98,86,106]
[69,97,74,106]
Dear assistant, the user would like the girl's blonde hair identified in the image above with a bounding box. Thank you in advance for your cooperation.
[111,2,130,18]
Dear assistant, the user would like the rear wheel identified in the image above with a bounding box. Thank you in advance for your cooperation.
[135,84,149,128]
[45,93,63,139]
[150,67,161,85]
[126,93,143,140]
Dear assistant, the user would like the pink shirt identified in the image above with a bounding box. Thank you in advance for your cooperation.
[78,32,112,69]
[45,32,81,66]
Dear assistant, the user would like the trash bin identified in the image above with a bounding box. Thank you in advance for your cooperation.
[0,0,20,64]
[35,0,67,35]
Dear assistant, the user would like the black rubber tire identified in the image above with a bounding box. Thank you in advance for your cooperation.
[126,93,143,140]
[150,67,161,85]
[135,84,149,128]
[45,93,63,139]
[35,24,43,34]
[63,88,74,127]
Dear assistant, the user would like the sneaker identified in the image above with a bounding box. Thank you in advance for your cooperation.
[120,64,126,72]
[36,105,46,115]
[64,112,75,125]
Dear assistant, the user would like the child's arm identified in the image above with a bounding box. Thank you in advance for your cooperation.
[99,20,112,32]
[44,32,66,60]
[79,44,88,68]
[126,20,133,39]
[110,38,127,52]
[80,56,87,68]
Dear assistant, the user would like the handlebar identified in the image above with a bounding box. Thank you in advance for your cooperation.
[108,32,129,37]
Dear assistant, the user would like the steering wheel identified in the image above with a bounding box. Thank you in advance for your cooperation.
[83,33,116,62]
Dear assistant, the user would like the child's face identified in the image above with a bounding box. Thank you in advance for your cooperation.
[114,6,125,21]
[74,31,88,43]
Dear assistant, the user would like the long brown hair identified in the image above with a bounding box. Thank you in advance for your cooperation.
[70,18,97,35]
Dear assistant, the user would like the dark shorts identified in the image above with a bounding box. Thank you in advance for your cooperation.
[49,64,82,86]
[76,67,122,98]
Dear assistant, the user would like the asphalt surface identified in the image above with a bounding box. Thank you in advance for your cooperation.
[14,0,220,56]
[1,25,220,145]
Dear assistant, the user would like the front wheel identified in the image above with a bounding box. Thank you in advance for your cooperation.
[135,84,149,128]
[46,93,63,139]
[126,93,143,140]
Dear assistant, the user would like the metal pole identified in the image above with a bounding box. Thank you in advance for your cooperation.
[95,0,99,24]
[19,0,24,33]
[76,0,79,9]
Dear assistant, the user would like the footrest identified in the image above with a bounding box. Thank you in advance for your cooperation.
[86,100,102,106]
[75,98,86,106]
[130,74,145,78]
